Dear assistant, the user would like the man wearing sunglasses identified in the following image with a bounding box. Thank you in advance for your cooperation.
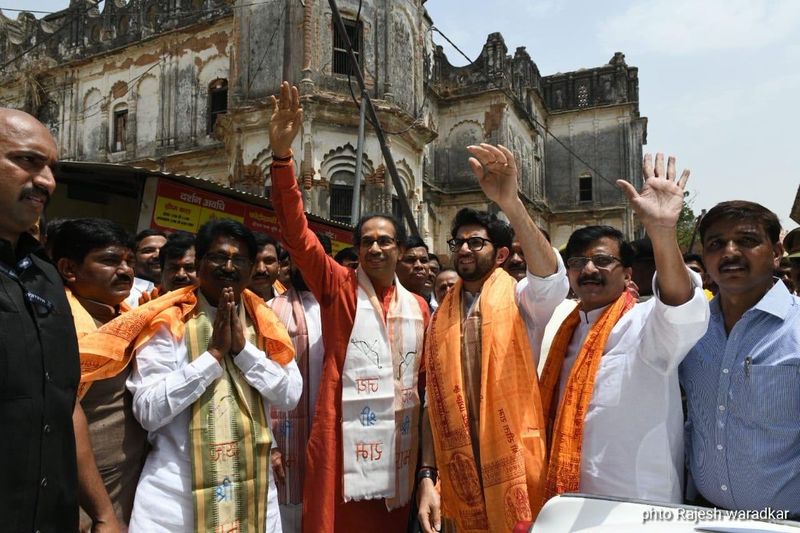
[268,82,430,533]
[127,219,300,532]
[418,144,567,532]
[536,154,709,505]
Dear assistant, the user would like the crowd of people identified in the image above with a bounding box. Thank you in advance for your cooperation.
[0,80,798,533]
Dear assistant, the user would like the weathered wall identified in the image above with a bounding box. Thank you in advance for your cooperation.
[545,105,646,238]
[0,1,648,253]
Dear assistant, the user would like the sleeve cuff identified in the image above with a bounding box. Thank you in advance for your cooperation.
[234,341,283,377]
[187,351,223,383]
[652,268,708,323]
[652,267,703,301]
[526,247,566,283]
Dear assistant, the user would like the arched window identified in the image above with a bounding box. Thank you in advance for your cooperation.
[207,79,228,135]
[329,170,355,223]
[112,104,128,152]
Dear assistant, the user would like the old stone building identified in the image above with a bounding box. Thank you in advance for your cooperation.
[0,0,646,252]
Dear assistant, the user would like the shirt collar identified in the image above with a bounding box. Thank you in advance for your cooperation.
[752,279,796,320]
[0,233,45,267]
[74,294,120,324]
[580,302,611,325]
[711,278,796,321]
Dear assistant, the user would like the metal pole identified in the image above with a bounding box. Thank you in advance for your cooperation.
[350,94,366,226]
[328,0,420,236]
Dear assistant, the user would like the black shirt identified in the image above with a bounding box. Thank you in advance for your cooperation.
[0,233,80,532]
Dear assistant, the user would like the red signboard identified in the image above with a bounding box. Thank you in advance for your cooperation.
[150,178,353,252]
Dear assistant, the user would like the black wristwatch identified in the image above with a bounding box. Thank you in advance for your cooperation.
[416,466,438,486]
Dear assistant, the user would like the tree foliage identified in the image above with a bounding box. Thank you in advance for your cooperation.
[677,191,699,251]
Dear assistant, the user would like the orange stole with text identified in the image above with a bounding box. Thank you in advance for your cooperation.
[538,290,635,501]
[132,286,294,366]
[426,268,547,532]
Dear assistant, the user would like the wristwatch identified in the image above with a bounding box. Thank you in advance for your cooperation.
[416,466,438,486]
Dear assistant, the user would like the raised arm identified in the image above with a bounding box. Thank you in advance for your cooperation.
[467,143,557,277]
[617,153,692,306]
[268,81,348,299]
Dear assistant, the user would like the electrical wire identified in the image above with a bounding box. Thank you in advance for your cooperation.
[431,25,623,191]
[343,0,429,137]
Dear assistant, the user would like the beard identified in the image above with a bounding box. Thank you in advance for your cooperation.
[456,252,496,282]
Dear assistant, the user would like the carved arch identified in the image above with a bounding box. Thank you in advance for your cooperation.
[134,71,158,93]
[390,159,415,198]
[320,143,374,183]
[197,53,228,82]
[446,119,483,141]
[110,79,129,100]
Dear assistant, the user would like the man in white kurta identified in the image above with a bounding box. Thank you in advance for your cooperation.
[127,220,302,532]
[530,264,708,501]
[532,153,710,504]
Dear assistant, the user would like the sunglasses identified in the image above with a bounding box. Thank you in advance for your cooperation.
[566,254,622,271]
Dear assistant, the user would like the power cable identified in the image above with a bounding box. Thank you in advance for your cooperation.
[431,25,623,191]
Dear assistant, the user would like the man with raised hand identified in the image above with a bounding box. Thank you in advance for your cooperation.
[268,81,430,533]
[536,154,709,504]
[417,144,565,533]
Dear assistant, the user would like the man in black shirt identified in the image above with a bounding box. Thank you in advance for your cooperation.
[0,108,117,532]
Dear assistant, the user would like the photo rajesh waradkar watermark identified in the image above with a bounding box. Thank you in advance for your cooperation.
[642,506,791,524]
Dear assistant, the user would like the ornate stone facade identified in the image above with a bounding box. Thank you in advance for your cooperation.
[0,0,647,253]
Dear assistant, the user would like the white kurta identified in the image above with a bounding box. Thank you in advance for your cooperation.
[126,307,303,532]
[515,249,571,366]
[529,267,710,503]
[124,277,154,309]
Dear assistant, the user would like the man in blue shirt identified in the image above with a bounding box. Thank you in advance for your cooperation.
[681,200,800,516]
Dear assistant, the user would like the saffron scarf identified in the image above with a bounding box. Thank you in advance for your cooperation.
[426,268,547,532]
[341,267,425,509]
[538,290,636,500]
[65,286,194,399]
[131,286,294,365]
[182,291,294,533]
[270,287,311,505]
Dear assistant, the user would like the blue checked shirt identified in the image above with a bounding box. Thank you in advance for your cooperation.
[680,280,800,515]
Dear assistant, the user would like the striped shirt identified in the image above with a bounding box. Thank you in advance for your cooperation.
[680,280,800,515]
